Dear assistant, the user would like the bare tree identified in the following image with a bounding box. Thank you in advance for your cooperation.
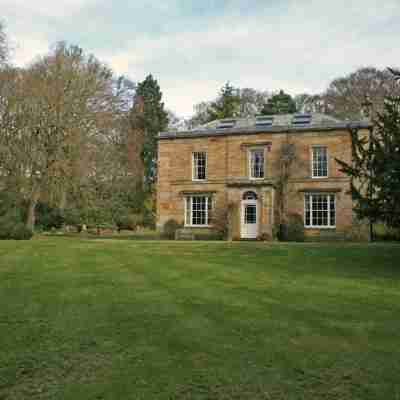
[294,93,326,114]
[166,109,188,132]
[238,88,270,117]
[188,101,213,128]
[0,43,124,230]
[323,67,400,120]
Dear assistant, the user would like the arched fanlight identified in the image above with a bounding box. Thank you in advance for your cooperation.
[242,191,258,200]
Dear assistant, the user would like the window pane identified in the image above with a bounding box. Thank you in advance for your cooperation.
[186,196,212,226]
[191,196,207,225]
[245,204,257,224]
[193,152,207,180]
[304,194,336,227]
[312,147,327,177]
[207,196,212,225]
[250,149,264,178]
[306,193,335,227]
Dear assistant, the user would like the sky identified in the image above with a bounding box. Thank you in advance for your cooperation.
[2,0,399,117]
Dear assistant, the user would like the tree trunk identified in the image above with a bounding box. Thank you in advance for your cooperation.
[26,190,40,232]
[58,189,67,210]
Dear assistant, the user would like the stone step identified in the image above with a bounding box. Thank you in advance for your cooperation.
[175,229,195,240]
[306,230,346,241]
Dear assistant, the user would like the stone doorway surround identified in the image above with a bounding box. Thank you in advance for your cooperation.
[226,181,274,240]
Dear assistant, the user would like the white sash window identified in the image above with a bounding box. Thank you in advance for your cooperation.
[185,195,212,226]
[305,193,336,228]
[312,146,328,178]
[249,148,265,179]
[192,152,207,180]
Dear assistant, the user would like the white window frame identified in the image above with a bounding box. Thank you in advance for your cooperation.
[248,148,265,180]
[184,195,212,227]
[304,193,336,229]
[311,145,328,178]
[192,151,207,181]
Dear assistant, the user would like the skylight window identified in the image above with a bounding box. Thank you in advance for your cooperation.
[255,116,274,127]
[292,114,312,126]
[217,119,236,129]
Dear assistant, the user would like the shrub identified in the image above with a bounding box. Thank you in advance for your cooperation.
[63,208,83,228]
[116,213,145,231]
[35,202,65,231]
[194,232,223,241]
[162,219,181,240]
[258,232,272,241]
[343,218,370,241]
[374,223,400,241]
[0,214,14,239]
[209,203,235,240]
[0,215,33,240]
[272,224,280,241]
[0,192,33,241]
[278,213,305,242]
[209,208,229,239]
[10,224,33,240]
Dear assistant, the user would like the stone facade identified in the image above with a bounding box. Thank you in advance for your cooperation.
[157,118,371,240]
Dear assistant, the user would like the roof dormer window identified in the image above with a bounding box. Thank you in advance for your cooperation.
[216,119,236,129]
[255,116,274,127]
[292,114,312,126]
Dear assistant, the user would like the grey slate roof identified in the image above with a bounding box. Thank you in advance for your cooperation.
[159,113,372,140]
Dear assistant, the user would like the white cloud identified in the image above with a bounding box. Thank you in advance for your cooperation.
[104,0,400,115]
[3,0,98,66]
[3,0,400,115]
[2,0,97,18]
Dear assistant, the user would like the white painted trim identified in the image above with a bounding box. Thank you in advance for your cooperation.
[183,194,212,227]
[304,226,336,229]
[304,193,336,229]
[184,196,188,226]
[311,145,328,179]
[241,199,259,239]
[248,147,265,180]
[184,225,212,228]
[192,151,207,181]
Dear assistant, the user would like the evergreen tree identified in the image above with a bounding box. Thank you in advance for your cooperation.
[132,74,168,185]
[261,90,297,115]
[335,93,400,228]
[207,82,241,121]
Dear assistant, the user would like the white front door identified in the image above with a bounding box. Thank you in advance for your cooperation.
[241,200,258,239]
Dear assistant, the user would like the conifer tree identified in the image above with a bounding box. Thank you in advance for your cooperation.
[261,90,297,115]
[207,82,241,121]
[131,74,168,185]
[336,79,400,228]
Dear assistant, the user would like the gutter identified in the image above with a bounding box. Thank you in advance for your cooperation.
[158,121,373,140]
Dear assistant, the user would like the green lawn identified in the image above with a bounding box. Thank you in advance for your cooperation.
[0,238,399,399]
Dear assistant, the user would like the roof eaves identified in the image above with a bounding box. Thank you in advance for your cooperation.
[158,121,373,140]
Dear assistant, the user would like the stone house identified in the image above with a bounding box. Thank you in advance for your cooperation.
[157,113,371,240]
